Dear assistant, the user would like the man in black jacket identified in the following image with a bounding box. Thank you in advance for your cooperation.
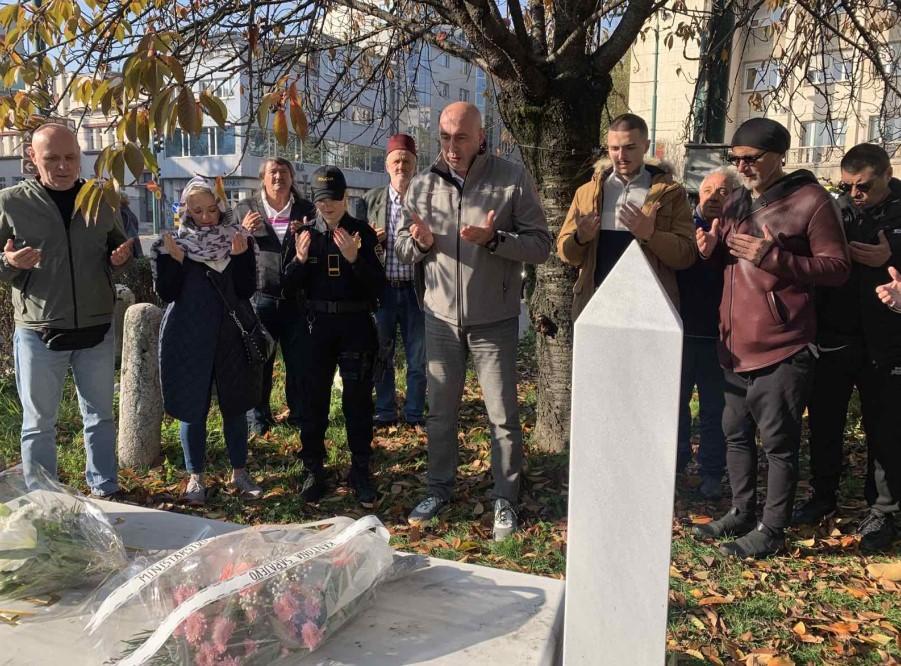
[236,158,315,435]
[793,143,901,552]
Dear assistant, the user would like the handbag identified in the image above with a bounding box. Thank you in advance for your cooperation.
[206,272,275,366]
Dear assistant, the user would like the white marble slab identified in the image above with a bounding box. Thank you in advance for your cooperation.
[563,241,683,665]
[1,501,563,666]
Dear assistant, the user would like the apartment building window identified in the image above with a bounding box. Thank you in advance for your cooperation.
[749,6,784,28]
[195,75,236,99]
[869,115,901,143]
[798,119,846,163]
[437,81,449,97]
[167,127,236,157]
[459,88,470,102]
[475,69,488,114]
[0,177,7,189]
[463,62,472,75]
[877,44,898,76]
[806,54,852,85]
[744,62,782,92]
[351,106,374,124]
[441,54,450,68]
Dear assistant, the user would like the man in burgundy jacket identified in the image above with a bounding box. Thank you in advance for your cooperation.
[692,118,850,558]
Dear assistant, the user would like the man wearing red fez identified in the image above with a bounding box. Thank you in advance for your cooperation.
[361,133,427,427]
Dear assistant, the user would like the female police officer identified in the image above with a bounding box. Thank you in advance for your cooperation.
[283,166,386,507]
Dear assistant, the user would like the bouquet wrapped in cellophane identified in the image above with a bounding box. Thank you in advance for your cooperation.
[0,464,126,604]
[89,515,398,666]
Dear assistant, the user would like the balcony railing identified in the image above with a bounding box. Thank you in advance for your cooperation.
[787,145,844,166]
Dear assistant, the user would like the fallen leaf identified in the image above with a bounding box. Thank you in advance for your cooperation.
[792,621,806,636]
[699,595,734,606]
[866,561,901,582]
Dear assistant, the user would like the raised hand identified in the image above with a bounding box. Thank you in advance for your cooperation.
[409,210,434,250]
[620,201,659,241]
[696,219,720,258]
[230,233,248,256]
[461,209,496,246]
[290,216,311,234]
[241,210,263,233]
[333,227,359,263]
[875,266,901,311]
[850,230,891,268]
[162,233,185,263]
[294,230,311,263]
[3,237,41,269]
[575,213,601,244]
[726,224,775,264]
[110,238,134,267]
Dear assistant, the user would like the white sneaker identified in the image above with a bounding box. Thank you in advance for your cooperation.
[408,495,448,525]
[182,475,206,506]
[493,499,518,541]
[231,469,263,500]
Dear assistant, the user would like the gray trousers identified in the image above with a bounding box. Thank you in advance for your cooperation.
[425,314,523,503]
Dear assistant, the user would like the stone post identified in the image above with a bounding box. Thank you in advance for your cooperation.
[113,284,135,366]
[563,242,683,665]
[118,303,164,469]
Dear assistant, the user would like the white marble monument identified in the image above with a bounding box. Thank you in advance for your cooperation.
[563,241,683,665]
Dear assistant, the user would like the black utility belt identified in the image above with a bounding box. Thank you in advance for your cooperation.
[305,300,372,314]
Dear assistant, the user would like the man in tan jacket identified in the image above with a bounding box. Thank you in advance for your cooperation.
[557,113,696,319]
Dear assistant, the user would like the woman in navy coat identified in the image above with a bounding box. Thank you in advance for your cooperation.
[152,177,264,506]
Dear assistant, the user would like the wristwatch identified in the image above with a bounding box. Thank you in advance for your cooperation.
[0,251,11,271]
[485,232,500,253]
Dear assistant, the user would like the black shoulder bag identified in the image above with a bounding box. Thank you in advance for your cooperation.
[206,271,275,366]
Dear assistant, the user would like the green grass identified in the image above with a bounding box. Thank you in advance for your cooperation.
[2,335,900,664]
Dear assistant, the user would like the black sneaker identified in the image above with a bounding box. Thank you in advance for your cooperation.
[300,468,329,504]
[692,507,756,539]
[719,523,785,559]
[347,465,378,509]
[791,493,837,526]
[857,510,897,554]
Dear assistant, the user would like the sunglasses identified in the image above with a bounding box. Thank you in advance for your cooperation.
[725,151,769,166]
[838,180,874,194]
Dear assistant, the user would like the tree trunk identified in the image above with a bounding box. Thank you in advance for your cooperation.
[497,74,610,452]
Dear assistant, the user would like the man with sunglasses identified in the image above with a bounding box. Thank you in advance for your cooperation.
[793,143,901,552]
[692,117,850,559]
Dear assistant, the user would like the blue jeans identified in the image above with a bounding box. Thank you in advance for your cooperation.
[374,283,426,423]
[677,336,726,479]
[13,326,119,495]
[180,411,248,474]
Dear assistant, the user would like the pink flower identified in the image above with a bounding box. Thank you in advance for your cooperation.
[301,621,324,651]
[211,617,236,655]
[219,561,253,582]
[173,584,199,605]
[183,612,207,646]
[194,642,219,666]
[243,639,258,657]
[303,596,321,619]
[273,593,300,623]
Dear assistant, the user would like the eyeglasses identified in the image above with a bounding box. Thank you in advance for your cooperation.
[725,151,769,166]
[838,180,873,194]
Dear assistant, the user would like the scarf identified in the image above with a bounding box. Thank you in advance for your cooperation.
[150,177,262,290]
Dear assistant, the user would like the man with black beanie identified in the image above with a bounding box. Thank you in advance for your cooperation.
[692,117,850,558]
